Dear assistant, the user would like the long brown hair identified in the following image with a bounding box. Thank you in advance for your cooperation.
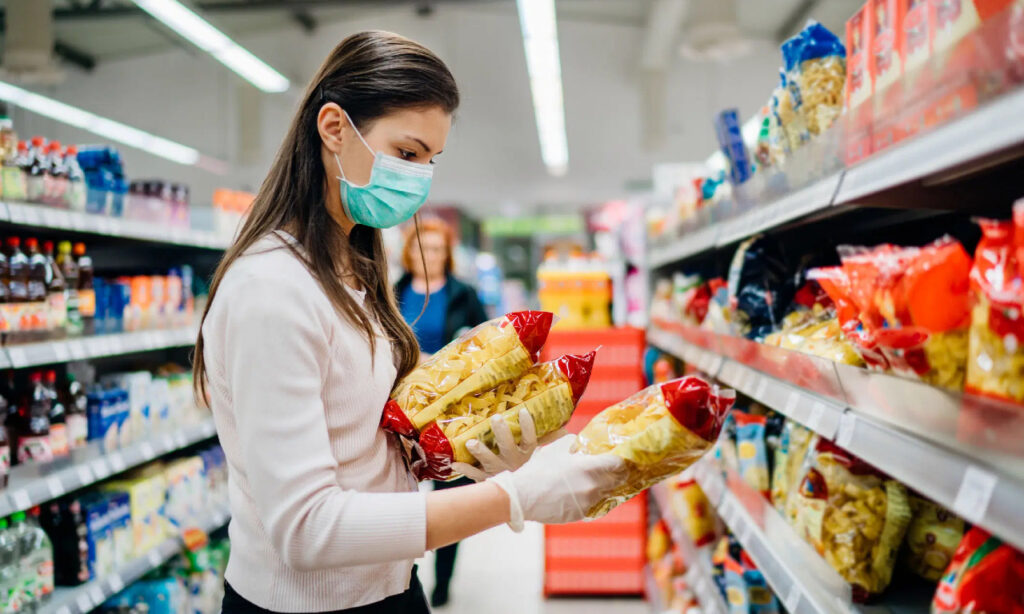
[193,31,459,405]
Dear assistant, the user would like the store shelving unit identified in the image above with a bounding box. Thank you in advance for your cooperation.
[0,418,217,518]
[4,327,198,369]
[1,201,229,250]
[41,504,231,614]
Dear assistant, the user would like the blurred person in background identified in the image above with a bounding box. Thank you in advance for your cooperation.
[395,217,486,607]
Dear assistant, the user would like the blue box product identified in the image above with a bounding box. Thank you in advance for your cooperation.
[714,108,753,186]
[87,387,129,452]
[80,494,113,579]
[105,491,132,567]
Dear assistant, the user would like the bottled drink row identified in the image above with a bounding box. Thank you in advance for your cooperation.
[1,363,204,486]
[0,237,197,344]
[0,442,226,614]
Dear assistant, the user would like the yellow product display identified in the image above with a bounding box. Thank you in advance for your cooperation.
[574,375,734,517]
[904,496,965,582]
[670,479,716,547]
[966,297,1024,402]
[765,309,864,367]
[538,268,612,330]
[788,439,912,601]
[381,311,553,438]
[104,469,168,557]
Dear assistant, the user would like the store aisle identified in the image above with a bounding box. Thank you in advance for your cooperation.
[416,523,647,614]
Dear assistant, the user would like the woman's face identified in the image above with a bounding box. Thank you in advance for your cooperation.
[410,230,449,282]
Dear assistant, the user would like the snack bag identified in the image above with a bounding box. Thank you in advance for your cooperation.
[734,412,770,499]
[725,549,780,614]
[782,21,847,137]
[904,496,965,582]
[967,206,1024,403]
[772,420,814,514]
[381,311,554,437]
[765,283,865,366]
[932,527,1024,614]
[727,237,798,340]
[670,479,716,547]
[574,375,735,516]
[788,439,912,601]
[416,351,595,480]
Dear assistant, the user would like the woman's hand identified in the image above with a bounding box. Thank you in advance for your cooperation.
[488,434,624,530]
[451,410,562,482]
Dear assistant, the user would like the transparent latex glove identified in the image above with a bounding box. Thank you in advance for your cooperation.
[489,434,625,531]
[452,409,567,482]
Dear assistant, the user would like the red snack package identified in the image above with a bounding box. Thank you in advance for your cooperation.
[416,351,596,481]
[932,527,1024,614]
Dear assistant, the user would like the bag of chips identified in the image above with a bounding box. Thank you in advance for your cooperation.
[725,548,780,614]
[967,203,1024,403]
[669,479,716,548]
[932,527,1024,614]
[788,439,912,601]
[574,375,735,517]
[381,311,554,437]
[416,351,596,480]
[904,496,965,582]
[782,20,847,137]
[772,420,814,514]
[734,412,771,499]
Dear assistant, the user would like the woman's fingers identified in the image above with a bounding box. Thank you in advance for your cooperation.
[517,409,537,452]
[490,414,518,459]
[466,438,505,473]
[450,462,488,483]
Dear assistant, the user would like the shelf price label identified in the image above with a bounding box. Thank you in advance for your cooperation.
[77,465,94,486]
[53,342,70,362]
[836,413,857,448]
[89,586,106,606]
[47,476,65,498]
[7,348,27,369]
[148,549,163,567]
[10,490,30,511]
[953,466,998,524]
[806,402,826,432]
[108,574,124,594]
[76,593,93,614]
[784,583,801,612]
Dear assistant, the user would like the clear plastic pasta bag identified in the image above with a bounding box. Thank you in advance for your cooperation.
[417,351,596,481]
[380,311,554,438]
[782,20,847,137]
[573,375,735,517]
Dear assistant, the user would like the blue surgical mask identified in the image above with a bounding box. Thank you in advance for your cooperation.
[334,111,433,229]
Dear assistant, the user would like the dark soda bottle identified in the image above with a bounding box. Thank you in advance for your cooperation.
[57,242,81,337]
[0,389,9,488]
[73,243,93,336]
[42,241,66,339]
[16,371,53,464]
[61,374,88,450]
[25,137,46,203]
[6,238,29,344]
[25,238,48,341]
[44,371,66,458]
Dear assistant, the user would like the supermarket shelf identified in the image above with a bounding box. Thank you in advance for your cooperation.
[0,201,229,250]
[41,504,231,614]
[647,323,1024,552]
[4,327,198,369]
[644,565,669,614]
[649,484,727,614]
[0,419,218,518]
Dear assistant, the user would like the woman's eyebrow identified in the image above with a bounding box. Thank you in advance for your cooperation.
[405,136,441,155]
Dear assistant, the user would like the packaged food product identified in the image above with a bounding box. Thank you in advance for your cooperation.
[902,0,936,72]
[381,311,554,437]
[788,439,912,601]
[417,351,595,480]
[782,21,848,137]
[932,0,1015,54]
[904,496,965,582]
[715,411,742,475]
[725,548,779,614]
[714,109,754,186]
[727,237,798,340]
[734,413,770,499]
[575,375,735,516]
[870,0,906,92]
[670,479,716,547]
[712,536,733,596]
[967,207,1024,403]
[772,420,814,514]
[647,519,671,562]
[932,527,1024,614]
[765,283,865,366]
[846,3,874,108]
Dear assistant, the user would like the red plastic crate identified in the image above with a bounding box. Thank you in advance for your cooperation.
[544,568,645,595]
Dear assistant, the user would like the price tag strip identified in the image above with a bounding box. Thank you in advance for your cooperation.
[953,466,998,525]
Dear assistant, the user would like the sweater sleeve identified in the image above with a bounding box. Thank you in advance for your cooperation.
[222,275,427,571]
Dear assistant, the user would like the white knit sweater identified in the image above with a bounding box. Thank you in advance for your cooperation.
[201,231,426,612]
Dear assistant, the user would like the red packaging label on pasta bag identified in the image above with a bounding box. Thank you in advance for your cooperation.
[380,399,417,438]
[416,423,455,481]
[660,376,735,443]
[554,351,596,404]
[504,311,554,360]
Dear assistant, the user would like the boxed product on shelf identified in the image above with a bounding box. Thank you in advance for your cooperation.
[104,468,169,558]
[846,3,875,108]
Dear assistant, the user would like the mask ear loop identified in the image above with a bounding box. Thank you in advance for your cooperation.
[410,213,430,327]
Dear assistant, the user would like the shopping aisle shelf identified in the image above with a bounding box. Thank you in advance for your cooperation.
[647,322,1024,552]
[0,419,217,518]
[1,201,229,250]
[5,327,198,369]
[40,504,231,614]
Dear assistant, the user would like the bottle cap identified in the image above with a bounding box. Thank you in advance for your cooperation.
[45,370,57,384]
[73,242,86,256]
[29,371,42,383]
[24,238,37,250]
[65,145,77,156]
[31,136,45,147]
[6,237,19,248]
[43,240,54,252]
[58,240,71,253]
[11,511,25,523]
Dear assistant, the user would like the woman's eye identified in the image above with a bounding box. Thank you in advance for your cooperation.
[399,149,416,160]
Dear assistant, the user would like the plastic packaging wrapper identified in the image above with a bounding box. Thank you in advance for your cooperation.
[774,70,810,152]
[967,205,1024,403]
[574,375,735,517]
[931,527,1024,614]
[772,420,814,514]
[669,479,716,548]
[904,496,965,582]
[416,351,595,480]
[782,21,847,137]
[381,311,554,437]
[728,237,800,340]
[734,412,770,499]
[724,549,780,614]
[788,439,911,601]
[764,282,864,366]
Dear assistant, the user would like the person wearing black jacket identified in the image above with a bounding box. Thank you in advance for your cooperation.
[394,217,487,607]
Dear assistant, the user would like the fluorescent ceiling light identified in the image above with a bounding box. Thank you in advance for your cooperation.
[0,80,201,165]
[132,0,289,93]
[516,0,569,177]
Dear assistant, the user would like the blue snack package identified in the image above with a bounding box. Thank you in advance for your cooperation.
[734,412,770,498]
[714,109,753,186]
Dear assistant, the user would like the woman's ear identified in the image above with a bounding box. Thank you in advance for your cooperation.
[317,102,347,153]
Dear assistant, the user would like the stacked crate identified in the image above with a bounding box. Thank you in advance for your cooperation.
[541,327,647,596]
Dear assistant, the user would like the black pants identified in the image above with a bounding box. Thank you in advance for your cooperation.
[222,566,430,614]
[431,477,473,595]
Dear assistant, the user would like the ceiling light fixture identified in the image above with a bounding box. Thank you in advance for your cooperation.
[0,80,201,165]
[131,0,290,93]
[516,0,569,177]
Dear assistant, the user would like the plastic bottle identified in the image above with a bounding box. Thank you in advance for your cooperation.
[0,392,8,490]
[0,106,25,202]
[9,512,33,613]
[24,239,47,342]
[61,375,87,450]
[41,143,66,209]
[39,499,88,586]
[6,239,28,344]
[22,509,51,604]
[42,373,65,459]
[0,243,9,341]
[24,139,46,205]
[73,244,94,337]
[0,517,22,614]
[63,147,86,212]
[15,373,51,465]
[56,242,81,337]
[41,242,65,340]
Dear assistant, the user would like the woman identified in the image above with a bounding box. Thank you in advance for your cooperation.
[194,31,621,614]
[394,219,486,607]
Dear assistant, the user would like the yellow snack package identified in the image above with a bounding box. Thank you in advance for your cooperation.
[904,496,965,582]
[788,438,912,602]
[574,375,735,517]
[772,420,814,515]
[381,311,553,437]
[416,351,596,480]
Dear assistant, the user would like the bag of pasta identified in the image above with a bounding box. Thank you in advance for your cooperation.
[967,204,1024,403]
[771,420,814,514]
[416,351,596,481]
[788,438,912,601]
[381,311,554,438]
[782,20,847,137]
[574,375,735,517]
